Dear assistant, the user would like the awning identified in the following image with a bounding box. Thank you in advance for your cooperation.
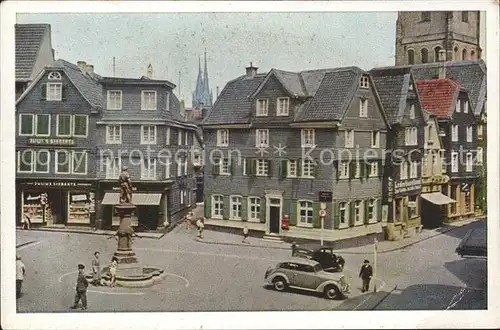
[101,193,162,206]
[421,192,455,205]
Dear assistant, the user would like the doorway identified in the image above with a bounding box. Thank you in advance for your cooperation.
[137,206,158,231]
[49,190,67,225]
[269,206,280,233]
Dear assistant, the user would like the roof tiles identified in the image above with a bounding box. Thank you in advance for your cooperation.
[416,79,462,119]
[15,24,50,80]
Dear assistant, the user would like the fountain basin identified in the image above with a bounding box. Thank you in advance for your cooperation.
[87,266,167,288]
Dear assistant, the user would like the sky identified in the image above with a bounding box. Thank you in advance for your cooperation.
[18,12,399,106]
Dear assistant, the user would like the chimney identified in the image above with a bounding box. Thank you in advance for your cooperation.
[439,50,446,79]
[216,85,220,98]
[86,64,94,75]
[180,99,186,118]
[245,62,258,78]
[77,61,87,73]
[147,64,153,79]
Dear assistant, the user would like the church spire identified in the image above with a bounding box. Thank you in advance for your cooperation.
[192,51,213,108]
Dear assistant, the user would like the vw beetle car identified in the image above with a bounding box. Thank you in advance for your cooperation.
[293,244,346,272]
[264,258,350,299]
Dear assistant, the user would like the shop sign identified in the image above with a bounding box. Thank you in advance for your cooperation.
[71,193,88,202]
[25,193,41,201]
[318,191,333,202]
[394,179,421,194]
[422,175,449,185]
[23,181,92,187]
[27,138,75,146]
[112,186,138,191]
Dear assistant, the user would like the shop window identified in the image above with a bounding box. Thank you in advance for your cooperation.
[408,195,418,218]
[298,200,313,226]
[248,197,261,222]
[395,198,403,222]
[464,190,472,213]
[212,195,224,218]
[450,185,458,214]
[19,114,34,136]
[230,196,242,220]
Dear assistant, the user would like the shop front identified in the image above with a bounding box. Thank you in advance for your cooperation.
[98,181,170,231]
[420,175,454,228]
[445,179,476,221]
[17,179,96,226]
[385,178,422,240]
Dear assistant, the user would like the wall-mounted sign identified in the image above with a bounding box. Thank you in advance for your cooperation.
[27,138,75,146]
[422,175,449,185]
[394,179,421,194]
[71,193,88,202]
[112,186,138,191]
[318,191,333,202]
[22,181,92,187]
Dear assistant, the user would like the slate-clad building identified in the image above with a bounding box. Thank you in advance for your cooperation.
[417,78,478,221]
[15,59,102,226]
[15,24,55,100]
[96,75,201,230]
[370,67,427,239]
[202,64,389,240]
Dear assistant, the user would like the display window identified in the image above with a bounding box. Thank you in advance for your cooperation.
[68,192,91,224]
[22,191,51,224]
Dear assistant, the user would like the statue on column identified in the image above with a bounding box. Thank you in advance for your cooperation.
[118,166,133,205]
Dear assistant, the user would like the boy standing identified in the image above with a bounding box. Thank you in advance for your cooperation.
[359,259,373,293]
[71,264,89,310]
[242,226,249,243]
[92,251,101,286]
[16,255,26,298]
[196,218,204,239]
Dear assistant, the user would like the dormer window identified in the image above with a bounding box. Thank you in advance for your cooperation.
[277,97,289,116]
[359,76,369,88]
[256,99,268,116]
[48,71,62,80]
[141,90,157,110]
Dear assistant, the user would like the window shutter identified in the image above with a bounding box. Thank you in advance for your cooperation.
[230,158,236,176]
[251,159,257,176]
[364,200,370,225]
[349,202,355,227]
[222,196,230,220]
[333,201,340,229]
[241,197,248,221]
[297,159,302,177]
[280,160,288,179]
[378,160,383,177]
[359,161,365,179]
[349,162,355,180]
[40,84,47,100]
[312,202,321,228]
[335,161,340,181]
[289,200,297,226]
[313,163,318,178]
[267,160,273,177]
[365,162,370,178]
[377,199,382,222]
[244,158,249,175]
[212,160,220,176]
[204,196,211,218]
[62,85,67,101]
[260,198,266,223]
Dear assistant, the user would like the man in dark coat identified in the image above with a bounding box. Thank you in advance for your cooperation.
[71,264,89,310]
[359,259,373,293]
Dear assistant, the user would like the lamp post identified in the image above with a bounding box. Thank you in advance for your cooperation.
[373,237,378,292]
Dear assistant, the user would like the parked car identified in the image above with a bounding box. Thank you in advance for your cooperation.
[264,258,350,300]
[293,244,346,272]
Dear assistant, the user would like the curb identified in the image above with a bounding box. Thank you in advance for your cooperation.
[16,240,38,249]
[17,227,164,240]
[194,216,485,253]
[369,284,397,310]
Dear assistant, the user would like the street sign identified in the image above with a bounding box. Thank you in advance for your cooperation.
[319,209,327,217]
[318,191,333,202]
[320,202,327,210]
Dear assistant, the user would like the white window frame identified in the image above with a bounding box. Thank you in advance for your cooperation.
[212,195,224,219]
[17,150,34,173]
[455,99,461,113]
[140,125,157,145]
[477,147,483,165]
[255,129,269,148]
[220,158,230,175]
[410,161,418,179]
[297,200,314,227]
[242,158,246,176]
[56,114,72,137]
[229,195,243,220]
[166,127,171,145]
[466,152,473,172]
[106,90,122,110]
[73,115,89,138]
[248,197,261,222]
[180,189,185,205]
[141,158,157,180]
[34,150,50,173]
[183,158,188,176]
[478,124,483,138]
[301,159,314,178]
[400,160,408,180]
[371,131,380,148]
[104,156,121,179]
[35,114,51,137]
[287,160,297,178]
[165,157,171,178]
[405,127,418,146]
[345,130,354,148]
[256,99,268,116]
[368,199,377,224]
[141,90,157,110]
[19,114,35,136]
[451,125,459,142]
[166,91,170,111]
[256,159,268,176]
[451,152,459,173]
[440,150,447,173]
[359,76,369,88]
[354,200,364,226]
[359,99,368,117]
[277,97,290,116]
[354,161,361,178]
[339,161,349,179]
[177,158,182,177]
[178,130,183,146]
[369,161,378,177]
[216,129,229,147]
[339,202,349,228]
[46,82,62,101]
[185,131,189,146]
[106,125,122,144]
[466,126,473,142]
[409,104,415,119]
[301,129,315,147]
[55,150,71,174]
[48,71,62,80]
[464,100,469,113]
[72,151,88,175]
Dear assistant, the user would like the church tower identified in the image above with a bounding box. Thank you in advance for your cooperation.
[395,11,482,66]
[192,50,213,108]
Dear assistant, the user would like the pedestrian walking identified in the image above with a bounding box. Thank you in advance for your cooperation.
[183,211,194,230]
[92,251,101,286]
[196,217,205,239]
[21,212,31,230]
[109,256,118,287]
[71,264,89,310]
[242,226,249,243]
[16,255,26,298]
[359,259,373,293]
[291,241,297,257]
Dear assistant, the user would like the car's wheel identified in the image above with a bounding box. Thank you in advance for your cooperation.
[324,285,340,300]
[272,277,287,291]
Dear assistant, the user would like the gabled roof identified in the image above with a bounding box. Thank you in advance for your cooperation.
[15,24,50,81]
[99,76,176,88]
[416,78,465,119]
[16,59,103,108]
